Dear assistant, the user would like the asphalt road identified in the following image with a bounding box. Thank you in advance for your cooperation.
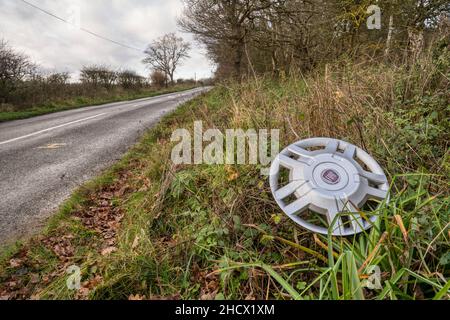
[0,87,209,245]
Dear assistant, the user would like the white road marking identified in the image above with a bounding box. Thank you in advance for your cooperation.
[0,89,205,147]
[0,113,106,146]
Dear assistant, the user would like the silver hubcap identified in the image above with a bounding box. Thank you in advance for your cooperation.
[269,138,389,236]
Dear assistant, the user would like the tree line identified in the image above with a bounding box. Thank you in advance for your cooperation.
[0,37,198,111]
[178,0,449,79]
[0,41,146,110]
[80,66,146,89]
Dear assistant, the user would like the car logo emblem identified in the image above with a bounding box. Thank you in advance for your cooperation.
[321,169,340,185]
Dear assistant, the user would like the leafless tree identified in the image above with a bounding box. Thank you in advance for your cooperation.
[0,40,36,102]
[118,70,145,89]
[45,72,70,85]
[179,0,450,80]
[1,40,157,111]
[80,65,117,88]
[178,0,279,79]
[143,33,191,86]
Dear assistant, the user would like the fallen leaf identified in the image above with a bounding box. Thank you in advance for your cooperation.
[30,274,40,284]
[226,166,239,181]
[129,294,146,300]
[9,259,23,268]
[115,185,130,197]
[200,291,218,300]
[245,294,256,300]
[76,287,90,300]
[101,247,117,256]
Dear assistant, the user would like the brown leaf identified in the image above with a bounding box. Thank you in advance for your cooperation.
[225,166,239,181]
[30,294,41,300]
[101,246,117,256]
[115,185,130,197]
[9,259,23,268]
[30,274,40,284]
[100,192,114,200]
[129,294,146,300]
[200,290,218,300]
[76,287,90,300]
[83,275,103,289]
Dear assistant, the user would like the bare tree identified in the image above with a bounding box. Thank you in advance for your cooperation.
[45,72,70,85]
[143,33,191,86]
[179,0,450,80]
[178,0,277,79]
[118,70,145,89]
[0,40,36,102]
[80,65,117,88]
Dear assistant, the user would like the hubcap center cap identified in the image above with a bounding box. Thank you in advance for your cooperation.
[321,169,341,185]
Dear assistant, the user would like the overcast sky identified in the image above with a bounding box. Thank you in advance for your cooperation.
[0,0,214,80]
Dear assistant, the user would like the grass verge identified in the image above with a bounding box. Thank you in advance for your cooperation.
[0,52,448,300]
[0,85,197,122]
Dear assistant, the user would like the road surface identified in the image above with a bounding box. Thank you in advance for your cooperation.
[0,87,208,245]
